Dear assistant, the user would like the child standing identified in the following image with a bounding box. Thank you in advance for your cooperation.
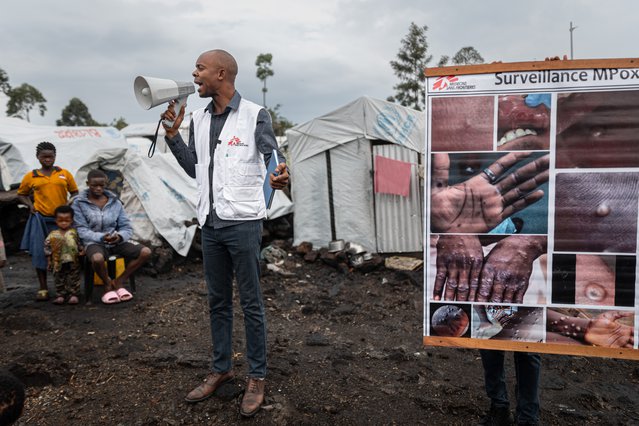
[44,205,83,305]
[18,141,79,301]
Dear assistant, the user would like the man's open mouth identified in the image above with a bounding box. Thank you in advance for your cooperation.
[497,95,550,150]
[497,128,539,147]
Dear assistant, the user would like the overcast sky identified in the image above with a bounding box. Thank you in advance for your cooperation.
[1,0,638,128]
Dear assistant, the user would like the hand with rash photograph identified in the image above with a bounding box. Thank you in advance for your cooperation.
[547,309,634,348]
[433,234,546,303]
[433,234,483,301]
[585,311,635,348]
[430,152,550,233]
[476,235,547,304]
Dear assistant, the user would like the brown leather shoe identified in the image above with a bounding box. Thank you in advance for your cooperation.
[185,371,235,403]
[240,378,265,417]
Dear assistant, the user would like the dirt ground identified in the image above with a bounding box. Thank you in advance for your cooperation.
[2,240,639,426]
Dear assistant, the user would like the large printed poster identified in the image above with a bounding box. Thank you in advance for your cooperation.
[423,59,639,359]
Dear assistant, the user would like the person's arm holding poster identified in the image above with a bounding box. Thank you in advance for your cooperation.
[475,235,547,303]
[430,152,550,234]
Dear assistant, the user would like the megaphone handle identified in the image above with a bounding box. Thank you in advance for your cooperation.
[163,97,187,128]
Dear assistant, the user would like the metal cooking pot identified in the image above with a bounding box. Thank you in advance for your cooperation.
[328,239,345,252]
[346,242,366,255]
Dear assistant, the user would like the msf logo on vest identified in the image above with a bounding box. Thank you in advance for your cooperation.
[227,136,248,147]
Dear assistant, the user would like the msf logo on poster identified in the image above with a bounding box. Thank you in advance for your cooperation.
[431,75,475,91]
[432,76,458,90]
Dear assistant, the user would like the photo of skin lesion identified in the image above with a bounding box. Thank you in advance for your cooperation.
[556,90,639,169]
[497,93,551,151]
[431,96,494,152]
[429,234,547,305]
[551,254,636,307]
[472,305,544,342]
[430,152,549,234]
[553,172,639,253]
[429,303,472,338]
[546,308,634,349]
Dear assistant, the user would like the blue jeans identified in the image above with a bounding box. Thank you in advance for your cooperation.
[480,350,541,424]
[201,220,267,378]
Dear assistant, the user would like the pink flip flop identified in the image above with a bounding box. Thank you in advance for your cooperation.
[101,290,121,304]
[116,287,133,302]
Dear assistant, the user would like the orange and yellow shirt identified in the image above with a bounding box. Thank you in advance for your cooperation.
[17,167,78,216]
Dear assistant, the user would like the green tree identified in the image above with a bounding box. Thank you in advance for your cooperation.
[268,104,294,137]
[389,22,432,111]
[109,117,128,130]
[437,46,484,67]
[256,53,274,107]
[6,83,47,122]
[452,47,484,65]
[437,55,450,67]
[56,97,100,126]
[0,67,11,95]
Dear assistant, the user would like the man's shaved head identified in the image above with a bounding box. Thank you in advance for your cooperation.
[202,49,238,83]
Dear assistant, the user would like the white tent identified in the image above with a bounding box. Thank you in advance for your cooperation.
[0,117,127,190]
[286,96,425,253]
[122,137,199,254]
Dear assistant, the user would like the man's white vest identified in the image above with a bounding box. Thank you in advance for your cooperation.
[192,98,267,225]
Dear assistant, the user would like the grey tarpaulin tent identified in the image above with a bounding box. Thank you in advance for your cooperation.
[286,96,425,253]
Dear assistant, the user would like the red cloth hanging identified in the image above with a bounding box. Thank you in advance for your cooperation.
[374,155,412,197]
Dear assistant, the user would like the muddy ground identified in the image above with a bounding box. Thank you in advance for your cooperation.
[2,240,639,426]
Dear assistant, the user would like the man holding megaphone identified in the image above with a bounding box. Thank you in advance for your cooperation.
[161,49,289,417]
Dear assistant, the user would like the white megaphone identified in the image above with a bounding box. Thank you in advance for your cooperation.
[133,76,195,127]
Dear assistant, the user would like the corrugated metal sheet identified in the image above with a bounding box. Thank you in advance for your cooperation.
[373,144,424,253]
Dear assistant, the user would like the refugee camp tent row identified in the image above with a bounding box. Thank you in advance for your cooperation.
[286,96,425,254]
[0,117,293,256]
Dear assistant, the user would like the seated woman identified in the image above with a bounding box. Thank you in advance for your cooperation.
[72,169,151,304]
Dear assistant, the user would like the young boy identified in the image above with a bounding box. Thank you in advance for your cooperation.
[44,205,83,305]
